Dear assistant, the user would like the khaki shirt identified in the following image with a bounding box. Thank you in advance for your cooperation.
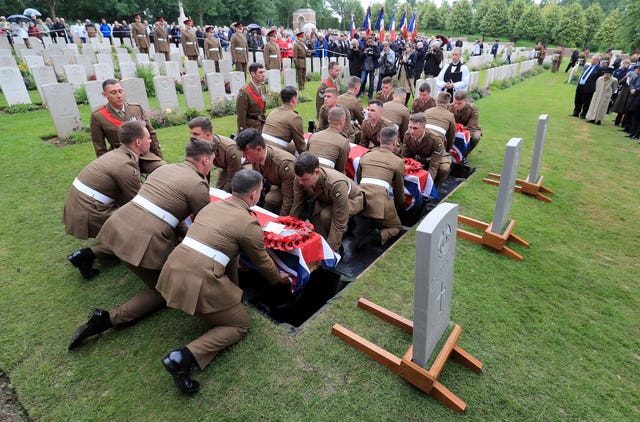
[356,147,405,218]
[382,100,410,140]
[359,117,394,148]
[411,96,436,113]
[337,91,365,124]
[425,105,457,150]
[253,146,295,215]
[448,102,481,132]
[236,81,267,132]
[153,26,170,53]
[317,104,358,142]
[401,129,446,181]
[293,40,307,67]
[132,22,149,48]
[264,40,281,70]
[262,103,305,154]
[204,36,222,61]
[213,135,243,192]
[181,28,199,57]
[307,126,350,173]
[231,32,248,63]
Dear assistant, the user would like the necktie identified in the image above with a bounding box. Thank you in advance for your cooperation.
[580,66,593,85]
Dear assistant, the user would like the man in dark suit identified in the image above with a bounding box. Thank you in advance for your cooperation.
[571,54,602,119]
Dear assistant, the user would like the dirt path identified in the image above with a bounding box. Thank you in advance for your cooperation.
[0,372,28,422]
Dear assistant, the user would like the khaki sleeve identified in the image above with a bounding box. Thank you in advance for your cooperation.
[239,219,281,284]
[90,113,108,158]
[291,115,306,154]
[278,161,295,216]
[236,90,248,132]
[326,181,350,251]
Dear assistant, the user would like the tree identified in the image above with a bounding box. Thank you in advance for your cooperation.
[555,3,586,47]
[507,0,526,41]
[583,3,604,46]
[541,4,561,44]
[478,0,510,38]
[446,0,473,36]
[514,4,544,43]
[592,8,622,51]
[418,1,443,32]
[619,0,640,51]
[343,0,365,32]
[184,0,221,27]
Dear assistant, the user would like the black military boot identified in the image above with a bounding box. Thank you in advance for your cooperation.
[68,309,112,350]
[162,348,200,394]
[67,248,99,280]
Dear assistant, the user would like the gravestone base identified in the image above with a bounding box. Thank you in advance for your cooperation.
[457,215,529,261]
[483,173,554,203]
[332,299,482,413]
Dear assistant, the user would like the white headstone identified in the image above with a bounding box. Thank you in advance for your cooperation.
[93,62,115,81]
[154,53,166,64]
[492,138,524,234]
[76,55,95,77]
[135,53,150,65]
[305,57,312,75]
[170,52,181,63]
[219,58,232,81]
[184,60,199,75]
[132,47,140,55]
[413,202,458,367]
[206,72,226,102]
[119,78,151,114]
[148,62,160,76]
[321,65,328,80]
[0,67,32,105]
[182,73,205,111]
[153,75,180,113]
[117,53,131,65]
[529,115,549,184]
[50,54,76,76]
[63,64,87,90]
[97,53,113,66]
[312,57,320,73]
[229,71,245,95]
[163,61,181,81]
[0,36,11,50]
[24,55,44,70]
[84,80,108,110]
[267,69,281,93]
[119,61,137,79]
[42,83,83,137]
[284,68,296,89]
[201,60,215,75]
[31,66,58,104]
[255,52,264,64]
[282,58,291,69]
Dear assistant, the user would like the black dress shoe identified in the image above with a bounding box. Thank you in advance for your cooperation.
[587,120,595,123]
[569,114,579,117]
[67,248,99,280]
[579,115,586,119]
[355,228,381,250]
[68,309,112,350]
[595,121,601,125]
[162,349,199,395]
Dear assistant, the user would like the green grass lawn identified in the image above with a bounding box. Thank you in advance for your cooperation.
[0,69,638,420]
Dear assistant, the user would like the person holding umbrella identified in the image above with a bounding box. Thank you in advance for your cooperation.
[9,16,30,48]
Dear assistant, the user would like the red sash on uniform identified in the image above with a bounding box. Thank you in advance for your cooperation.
[246,85,265,110]
[325,79,336,89]
[99,107,125,127]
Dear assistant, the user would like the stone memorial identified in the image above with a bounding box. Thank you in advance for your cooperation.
[255,52,264,64]
[84,80,107,110]
[50,55,76,76]
[201,60,215,75]
[0,55,17,67]
[97,53,113,67]
[135,53,150,65]
[42,83,83,137]
[218,58,232,80]
[119,62,137,79]
[184,60,199,75]
[0,67,32,105]
[283,68,296,89]
[492,138,523,234]
[154,53,166,64]
[529,115,548,184]
[182,73,205,111]
[282,58,291,69]
[63,64,87,90]
[305,57,311,75]
[24,55,44,70]
[206,72,226,102]
[229,71,245,95]
[321,65,328,80]
[153,76,180,113]
[0,36,10,49]
[413,202,458,366]
[31,66,57,105]
[149,62,160,77]
[132,47,140,55]
[93,63,115,81]
[267,69,281,93]
[312,57,320,73]
[119,78,151,114]
[170,52,181,64]
[163,61,181,81]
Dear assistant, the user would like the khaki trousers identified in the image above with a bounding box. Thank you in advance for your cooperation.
[109,264,165,326]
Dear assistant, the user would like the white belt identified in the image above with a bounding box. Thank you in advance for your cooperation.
[186,42,194,45]
[426,124,447,135]
[72,178,114,204]
[182,236,230,267]
[269,54,278,58]
[360,177,390,190]
[235,47,246,51]
[132,195,179,228]
[157,38,165,41]
[209,48,219,51]
[262,133,289,148]
[136,35,145,38]
[317,157,335,168]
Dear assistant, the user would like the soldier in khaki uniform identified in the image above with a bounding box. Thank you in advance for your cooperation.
[230,22,248,75]
[374,77,394,103]
[290,152,364,251]
[449,90,482,155]
[264,29,281,71]
[65,121,164,279]
[359,100,394,148]
[402,113,449,188]
[68,139,215,350]
[308,107,350,173]
[203,26,222,72]
[315,61,341,117]
[338,76,365,126]
[236,63,267,132]
[382,89,410,141]
[318,88,358,142]
[411,83,436,113]
[355,126,405,248]
[153,17,171,61]
[181,19,199,61]
[131,14,150,54]
[262,86,305,155]
[188,117,243,192]
[425,92,457,154]
[551,45,564,73]
[235,129,295,215]
[293,31,308,90]
[90,79,163,159]
[157,169,290,394]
